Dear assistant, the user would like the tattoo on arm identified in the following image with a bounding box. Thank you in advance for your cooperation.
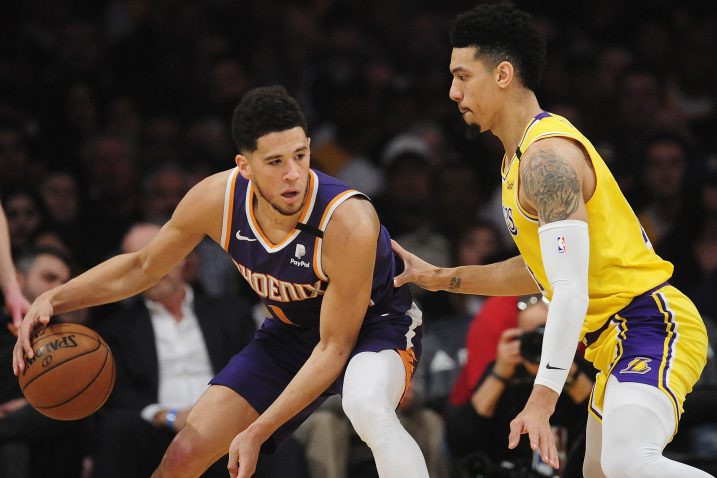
[449,277,462,290]
[521,147,581,223]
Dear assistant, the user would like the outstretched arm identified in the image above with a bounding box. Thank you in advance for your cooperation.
[508,137,591,469]
[13,171,228,374]
[392,241,539,296]
[0,201,30,330]
[228,197,377,478]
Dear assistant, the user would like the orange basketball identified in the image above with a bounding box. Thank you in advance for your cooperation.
[18,322,115,420]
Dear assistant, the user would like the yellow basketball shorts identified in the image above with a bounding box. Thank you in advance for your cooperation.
[584,283,707,434]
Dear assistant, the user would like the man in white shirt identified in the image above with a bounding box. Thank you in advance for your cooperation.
[92,223,258,478]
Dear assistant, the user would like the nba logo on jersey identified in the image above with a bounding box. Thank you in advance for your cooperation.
[557,236,567,253]
[295,244,306,259]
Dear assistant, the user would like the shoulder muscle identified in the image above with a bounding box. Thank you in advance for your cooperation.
[321,197,379,278]
[520,138,586,224]
[170,169,232,242]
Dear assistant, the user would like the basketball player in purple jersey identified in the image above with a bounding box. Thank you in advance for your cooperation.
[13,86,428,478]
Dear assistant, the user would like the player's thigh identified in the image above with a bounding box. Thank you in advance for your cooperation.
[343,350,406,407]
[181,384,260,461]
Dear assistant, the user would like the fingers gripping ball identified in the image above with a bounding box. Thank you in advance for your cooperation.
[17,323,115,420]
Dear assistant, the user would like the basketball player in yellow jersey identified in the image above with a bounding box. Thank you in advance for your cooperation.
[393,3,711,478]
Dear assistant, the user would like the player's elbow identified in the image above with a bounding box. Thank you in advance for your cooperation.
[550,281,589,321]
[551,279,588,302]
[318,337,357,361]
[132,251,165,288]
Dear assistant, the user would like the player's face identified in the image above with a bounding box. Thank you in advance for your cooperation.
[449,47,499,134]
[239,127,311,217]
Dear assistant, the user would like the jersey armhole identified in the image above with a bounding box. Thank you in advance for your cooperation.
[220,168,240,251]
[312,190,366,281]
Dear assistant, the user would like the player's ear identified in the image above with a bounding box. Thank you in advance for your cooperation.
[496,61,514,88]
[236,154,251,180]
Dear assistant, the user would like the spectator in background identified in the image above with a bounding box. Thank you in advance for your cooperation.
[373,134,435,237]
[420,220,506,322]
[636,133,691,250]
[656,148,717,295]
[106,94,142,146]
[139,114,183,171]
[81,133,141,263]
[693,156,717,317]
[376,135,452,282]
[435,160,485,240]
[0,247,90,478]
[449,296,519,406]
[1,189,46,257]
[91,223,268,478]
[0,119,30,192]
[39,170,80,228]
[38,170,88,267]
[608,66,691,174]
[445,295,594,478]
[141,163,190,224]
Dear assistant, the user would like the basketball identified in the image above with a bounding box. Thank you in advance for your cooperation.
[17,322,115,421]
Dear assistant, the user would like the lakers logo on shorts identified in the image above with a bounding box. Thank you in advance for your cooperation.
[620,357,652,375]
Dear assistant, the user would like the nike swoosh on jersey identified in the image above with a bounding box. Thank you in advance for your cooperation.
[545,363,566,370]
[236,230,257,241]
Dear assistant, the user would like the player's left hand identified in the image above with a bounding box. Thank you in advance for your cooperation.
[228,427,264,478]
[508,402,560,469]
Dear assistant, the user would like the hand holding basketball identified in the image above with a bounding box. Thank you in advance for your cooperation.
[12,292,54,376]
[16,322,115,420]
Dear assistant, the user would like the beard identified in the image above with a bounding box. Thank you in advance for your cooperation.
[465,123,483,140]
[253,181,308,216]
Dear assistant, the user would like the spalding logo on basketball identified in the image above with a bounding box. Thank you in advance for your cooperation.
[18,322,115,421]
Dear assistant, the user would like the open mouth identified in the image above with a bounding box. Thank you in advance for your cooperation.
[282,191,299,199]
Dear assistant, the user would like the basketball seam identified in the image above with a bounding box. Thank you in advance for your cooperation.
[34,346,110,410]
[20,331,101,391]
[87,351,116,416]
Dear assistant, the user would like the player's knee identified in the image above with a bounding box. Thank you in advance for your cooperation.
[161,433,202,476]
[342,395,397,444]
[600,446,657,478]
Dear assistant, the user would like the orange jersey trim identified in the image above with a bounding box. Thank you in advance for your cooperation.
[246,171,318,252]
[397,348,418,405]
[312,189,362,281]
[269,305,297,326]
[221,168,240,251]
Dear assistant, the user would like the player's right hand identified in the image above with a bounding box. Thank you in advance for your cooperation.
[391,239,439,290]
[12,295,54,376]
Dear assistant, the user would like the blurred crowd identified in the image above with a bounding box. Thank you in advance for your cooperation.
[1,0,717,477]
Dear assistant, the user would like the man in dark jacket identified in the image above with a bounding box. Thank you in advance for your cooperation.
[92,223,258,478]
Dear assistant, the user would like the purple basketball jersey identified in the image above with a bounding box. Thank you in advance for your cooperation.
[220,168,414,328]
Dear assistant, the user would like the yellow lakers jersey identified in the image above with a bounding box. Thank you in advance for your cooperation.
[500,112,674,349]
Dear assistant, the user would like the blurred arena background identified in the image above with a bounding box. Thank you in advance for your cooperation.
[1,1,716,477]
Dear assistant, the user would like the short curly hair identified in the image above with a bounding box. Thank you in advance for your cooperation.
[231,85,308,153]
[450,2,546,91]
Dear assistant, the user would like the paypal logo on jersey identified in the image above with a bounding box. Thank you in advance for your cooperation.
[291,244,310,268]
